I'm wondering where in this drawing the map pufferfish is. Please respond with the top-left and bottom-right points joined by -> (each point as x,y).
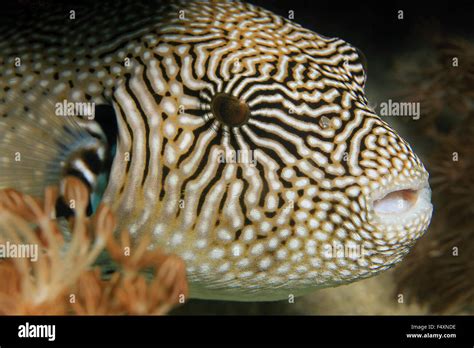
0,0 -> 433,301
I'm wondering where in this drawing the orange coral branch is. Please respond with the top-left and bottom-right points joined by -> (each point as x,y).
0,176 -> 189,315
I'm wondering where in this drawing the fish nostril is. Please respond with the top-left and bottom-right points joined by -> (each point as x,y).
373,189 -> 419,215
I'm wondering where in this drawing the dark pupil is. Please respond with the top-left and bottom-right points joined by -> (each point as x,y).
211,93 -> 250,127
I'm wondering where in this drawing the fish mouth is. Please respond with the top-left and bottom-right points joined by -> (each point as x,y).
370,178 -> 433,227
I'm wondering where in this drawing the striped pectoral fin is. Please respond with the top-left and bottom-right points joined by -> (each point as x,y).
0,96 -> 108,205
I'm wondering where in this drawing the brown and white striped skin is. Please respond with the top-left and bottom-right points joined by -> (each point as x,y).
0,0 -> 432,300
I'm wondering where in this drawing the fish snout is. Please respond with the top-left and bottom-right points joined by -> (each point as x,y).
367,173 -> 433,241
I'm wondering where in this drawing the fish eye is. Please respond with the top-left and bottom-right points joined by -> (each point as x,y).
211,93 -> 251,127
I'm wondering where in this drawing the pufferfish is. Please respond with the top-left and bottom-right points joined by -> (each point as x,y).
0,0 -> 433,301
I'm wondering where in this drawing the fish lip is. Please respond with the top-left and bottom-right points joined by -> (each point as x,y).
370,176 -> 429,203
368,175 -> 433,226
